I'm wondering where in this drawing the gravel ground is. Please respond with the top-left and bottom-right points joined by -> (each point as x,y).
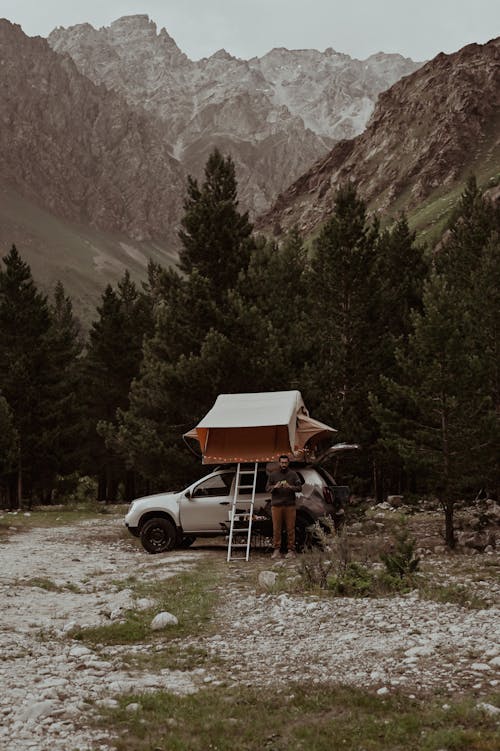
0,514 -> 499,750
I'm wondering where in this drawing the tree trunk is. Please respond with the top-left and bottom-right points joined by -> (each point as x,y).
97,473 -> 107,502
106,473 -> 119,503
124,471 -> 136,503
443,499 -> 456,549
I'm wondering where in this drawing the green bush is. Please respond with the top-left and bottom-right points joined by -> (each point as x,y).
380,525 -> 420,578
327,562 -> 375,596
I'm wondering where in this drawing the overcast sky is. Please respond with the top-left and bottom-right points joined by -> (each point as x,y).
2,0 -> 499,61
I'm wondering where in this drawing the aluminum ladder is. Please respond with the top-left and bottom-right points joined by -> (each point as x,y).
227,462 -> 258,562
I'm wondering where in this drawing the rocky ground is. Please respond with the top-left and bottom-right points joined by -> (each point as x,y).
0,512 -> 499,751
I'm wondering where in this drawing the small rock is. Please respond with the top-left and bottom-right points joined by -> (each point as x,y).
96,699 -> 119,709
69,645 -> 92,658
151,612 -> 178,630
387,495 -> 404,507
126,703 -> 141,713
476,702 -> 500,716
471,663 -> 492,672
17,701 -> 56,723
136,597 -> 155,611
377,687 -> 389,696
258,571 -> 277,589
405,645 -> 434,657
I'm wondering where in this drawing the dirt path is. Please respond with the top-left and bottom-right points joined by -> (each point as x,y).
0,517 -> 499,751
0,518 -> 209,751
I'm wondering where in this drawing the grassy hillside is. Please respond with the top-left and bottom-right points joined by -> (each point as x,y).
391,126 -> 500,245
0,186 -> 179,325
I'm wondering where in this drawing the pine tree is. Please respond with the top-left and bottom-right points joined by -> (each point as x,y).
372,272 -> 488,547
178,148 -> 254,301
301,185 -> 381,472
0,246 -> 51,504
38,281 -> 85,494
370,215 -> 427,497
112,151 -> 263,488
372,179 -> 500,544
0,394 -> 18,507
82,273 -> 153,500
239,227 -> 308,376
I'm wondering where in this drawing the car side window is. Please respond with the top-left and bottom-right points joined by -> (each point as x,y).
192,473 -> 234,498
238,470 -> 268,495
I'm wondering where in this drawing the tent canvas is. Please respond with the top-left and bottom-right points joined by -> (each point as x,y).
184,390 -> 337,463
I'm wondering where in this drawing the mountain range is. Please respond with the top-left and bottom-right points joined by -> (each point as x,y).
259,36 -> 500,242
48,14 -> 421,215
0,14 -> 497,319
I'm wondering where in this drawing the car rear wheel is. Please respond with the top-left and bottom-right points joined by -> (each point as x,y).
295,516 -> 316,552
140,518 -> 177,554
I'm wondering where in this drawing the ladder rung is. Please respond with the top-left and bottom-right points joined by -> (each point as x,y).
238,484 -> 255,489
239,469 -> 257,474
230,543 -> 250,548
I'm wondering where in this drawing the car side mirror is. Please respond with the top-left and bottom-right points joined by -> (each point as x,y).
185,489 -> 191,499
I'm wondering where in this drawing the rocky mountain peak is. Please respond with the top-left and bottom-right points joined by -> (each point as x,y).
47,16 -> 423,215
210,48 -> 236,61
49,14 -> 189,73
258,37 -> 500,237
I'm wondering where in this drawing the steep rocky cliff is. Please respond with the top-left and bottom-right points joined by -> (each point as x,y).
0,20 -> 184,244
258,38 -> 500,237
48,14 -> 421,214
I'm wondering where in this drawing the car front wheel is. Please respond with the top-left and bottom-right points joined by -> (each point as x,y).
140,517 -> 177,554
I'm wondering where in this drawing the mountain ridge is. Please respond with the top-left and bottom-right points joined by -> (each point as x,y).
48,14 -> 422,214
257,37 -> 500,239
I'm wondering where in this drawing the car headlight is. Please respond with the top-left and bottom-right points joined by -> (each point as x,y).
127,501 -> 136,515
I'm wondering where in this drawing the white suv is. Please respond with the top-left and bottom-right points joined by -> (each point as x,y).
125,462 -> 349,554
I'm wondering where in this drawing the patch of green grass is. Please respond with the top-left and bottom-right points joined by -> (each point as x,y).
0,503 -> 121,532
17,576 -> 63,592
416,582 -> 492,610
96,684 -> 500,751
71,560 -> 222,648
11,576 -> 83,593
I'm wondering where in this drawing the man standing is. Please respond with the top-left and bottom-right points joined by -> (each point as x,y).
266,455 -> 303,559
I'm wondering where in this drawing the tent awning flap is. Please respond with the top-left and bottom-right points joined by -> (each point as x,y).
184,391 -> 337,464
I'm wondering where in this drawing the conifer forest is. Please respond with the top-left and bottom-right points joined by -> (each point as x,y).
1,151 -> 499,546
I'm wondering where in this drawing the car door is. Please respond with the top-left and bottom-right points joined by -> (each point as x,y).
179,471 -> 235,533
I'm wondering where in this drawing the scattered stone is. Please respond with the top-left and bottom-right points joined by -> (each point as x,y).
377,687 -> 389,695
136,597 -> 155,610
470,663 -> 492,672
16,701 -> 57,723
151,611 -> 178,630
258,571 -> 278,589
476,702 -> 500,716
387,495 -> 404,507
69,645 -> 92,658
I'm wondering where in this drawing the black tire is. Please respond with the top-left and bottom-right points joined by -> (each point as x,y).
179,535 -> 196,548
140,517 -> 177,554
295,516 -> 315,553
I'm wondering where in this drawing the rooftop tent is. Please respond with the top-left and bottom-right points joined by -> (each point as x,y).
184,390 -> 337,464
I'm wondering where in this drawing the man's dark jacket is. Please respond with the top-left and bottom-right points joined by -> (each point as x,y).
266,467 -> 303,507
